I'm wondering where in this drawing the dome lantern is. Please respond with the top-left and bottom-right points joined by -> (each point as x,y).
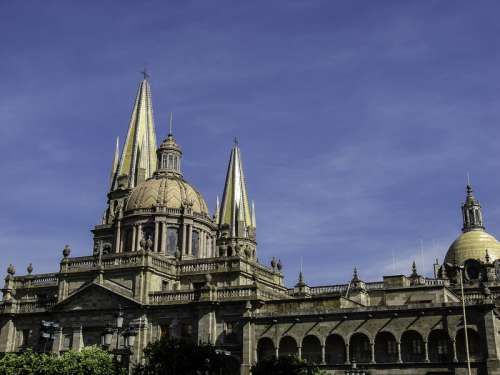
156,113 -> 182,177
461,183 -> 484,233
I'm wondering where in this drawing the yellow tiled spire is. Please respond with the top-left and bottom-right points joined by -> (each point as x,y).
219,139 -> 253,237
117,76 -> 157,188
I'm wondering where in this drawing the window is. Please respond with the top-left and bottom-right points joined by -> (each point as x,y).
167,227 -> 178,255
192,230 -> 200,257
168,154 -> 173,169
161,153 -> 168,169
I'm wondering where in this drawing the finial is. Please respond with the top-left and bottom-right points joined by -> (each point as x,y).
233,137 -> 239,146
7,264 -> 15,276
168,112 -> 173,136
62,244 -> 71,258
276,259 -> 282,271
271,257 -> 277,269
140,67 -> 150,80
467,172 -> 471,187
352,267 -> 359,281
485,249 -> 491,264
27,263 -> 33,275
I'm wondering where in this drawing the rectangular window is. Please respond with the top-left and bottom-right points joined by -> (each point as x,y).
167,227 -> 178,255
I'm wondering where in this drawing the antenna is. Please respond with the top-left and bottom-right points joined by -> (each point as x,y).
467,172 -> 471,186
169,112 -> 173,135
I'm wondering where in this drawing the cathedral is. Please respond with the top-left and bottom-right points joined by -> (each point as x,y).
2,76 -> 500,375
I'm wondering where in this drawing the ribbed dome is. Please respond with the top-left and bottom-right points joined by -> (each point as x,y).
125,175 -> 209,215
444,230 -> 500,265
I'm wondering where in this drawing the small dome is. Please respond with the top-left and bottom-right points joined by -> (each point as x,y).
125,174 -> 209,216
444,230 -> 500,265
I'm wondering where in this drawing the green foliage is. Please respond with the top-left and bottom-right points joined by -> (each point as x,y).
251,356 -> 327,375
133,337 -> 240,375
0,346 -> 124,375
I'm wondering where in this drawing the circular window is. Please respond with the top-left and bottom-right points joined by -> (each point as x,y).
464,259 -> 482,280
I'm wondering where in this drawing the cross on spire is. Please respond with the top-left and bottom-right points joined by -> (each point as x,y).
233,137 -> 239,146
140,67 -> 150,80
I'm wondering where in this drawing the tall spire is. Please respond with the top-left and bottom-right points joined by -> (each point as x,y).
110,136 -> 120,189
117,75 -> 157,189
219,140 -> 253,237
251,200 -> 256,228
461,181 -> 484,232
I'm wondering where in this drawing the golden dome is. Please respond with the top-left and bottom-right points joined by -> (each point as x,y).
444,230 -> 500,265
125,175 -> 209,216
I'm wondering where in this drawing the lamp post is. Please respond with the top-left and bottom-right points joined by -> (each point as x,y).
101,306 -> 138,371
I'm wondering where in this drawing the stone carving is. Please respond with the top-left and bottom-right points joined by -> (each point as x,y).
27,263 -> 33,275
7,264 -> 15,276
62,245 -> 71,258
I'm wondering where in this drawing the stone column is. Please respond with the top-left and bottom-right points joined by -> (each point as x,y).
345,343 -> 350,364
182,224 -> 187,254
298,345 -> 302,360
187,225 -> 193,256
275,346 -> 279,359
52,326 -> 63,354
131,226 -> 137,252
72,325 -> 83,352
154,221 -> 159,252
424,340 -> 430,363
452,339 -> 458,362
161,222 -> 167,254
371,342 -> 375,363
115,220 -> 121,253
321,344 -> 326,364
397,341 -> 402,363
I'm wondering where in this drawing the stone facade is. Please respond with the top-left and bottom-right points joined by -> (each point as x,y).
2,77 -> 500,375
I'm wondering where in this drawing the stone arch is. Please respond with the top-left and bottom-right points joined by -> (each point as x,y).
279,336 -> 298,358
349,332 -> 371,363
456,328 -> 483,361
325,334 -> 346,365
257,337 -> 275,361
374,331 -> 398,363
428,329 -> 453,362
302,335 -> 322,364
401,330 -> 425,362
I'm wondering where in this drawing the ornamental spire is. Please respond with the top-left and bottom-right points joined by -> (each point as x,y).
219,140 -> 253,237
110,136 -> 120,189
461,180 -> 484,232
117,75 -> 158,189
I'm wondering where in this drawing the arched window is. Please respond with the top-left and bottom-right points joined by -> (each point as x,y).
161,153 -> 168,169
428,330 -> 453,362
167,227 -> 178,255
456,328 -> 482,361
401,330 -> 424,362
192,230 -> 200,257
325,334 -> 346,364
257,338 -> 275,361
349,333 -> 371,363
375,331 -> 398,363
278,336 -> 298,358
124,229 -> 134,252
302,335 -> 322,364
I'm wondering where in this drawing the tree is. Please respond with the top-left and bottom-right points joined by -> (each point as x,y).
0,346 -> 124,375
132,337 -> 240,375
251,356 -> 326,375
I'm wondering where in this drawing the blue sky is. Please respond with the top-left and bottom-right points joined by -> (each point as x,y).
1,1 -> 500,287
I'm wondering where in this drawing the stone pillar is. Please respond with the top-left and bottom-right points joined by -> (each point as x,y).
298,345 -> 302,360
345,343 -> 350,364
161,222 -> 167,254
154,221 -> 159,252
0,318 -> 15,352
424,340 -> 430,363
115,220 -> 121,253
72,325 -> 83,352
187,225 -> 193,256
371,342 -> 375,363
397,341 -> 402,363
275,345 -> 279,359
182,224 -> 187,255
321,344 -> 326,364
131,226 -> 137,252
452,339 -> 458,362
52,326 -> 63,354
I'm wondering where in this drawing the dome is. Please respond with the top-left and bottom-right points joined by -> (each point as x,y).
444,230 -> 500,265
125,174 -> 209,216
